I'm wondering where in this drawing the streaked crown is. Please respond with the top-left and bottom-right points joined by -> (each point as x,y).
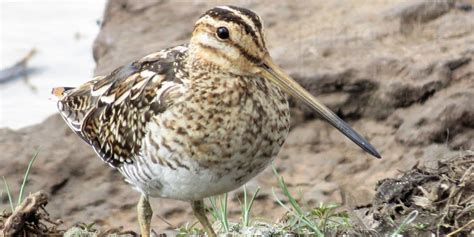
190,6 -> 267,75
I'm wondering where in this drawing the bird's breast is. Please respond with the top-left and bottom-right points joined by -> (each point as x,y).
151,75 -> 290,171
125,75 -> 291,199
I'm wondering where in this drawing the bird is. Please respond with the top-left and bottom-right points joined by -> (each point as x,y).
52,5 -> 381,237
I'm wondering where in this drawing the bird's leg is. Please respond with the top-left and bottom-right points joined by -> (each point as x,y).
137,194 -> 153,237
191,200 -> 216,237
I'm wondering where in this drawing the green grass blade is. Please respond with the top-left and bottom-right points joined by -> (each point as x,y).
239,186 -> 247,227
246,187 -> 260,214
391,210 -> 418,236
2,176 -> 14,212
221,193 -> 229,232
243,185 -> 248,227
272,165 -> 304,215
271,187 -> 324,236
271,164 -> 324,236
208,194 -> 229,233
17,150 -> 40,206
244,186 -> 260,228
208,196 -> 219,221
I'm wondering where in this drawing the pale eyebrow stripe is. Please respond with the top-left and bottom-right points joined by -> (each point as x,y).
212,6 -> 264,50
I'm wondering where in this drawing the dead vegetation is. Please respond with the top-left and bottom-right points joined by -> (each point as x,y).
358,151 -> 474,236
0,49 -> 39,91
0,191 -> 63,236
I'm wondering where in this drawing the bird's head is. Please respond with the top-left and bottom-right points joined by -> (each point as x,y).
190,5 -> 267,75
190,6 -> 381,159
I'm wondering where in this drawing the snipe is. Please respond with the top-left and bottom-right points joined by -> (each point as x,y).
53,6 -> 380,237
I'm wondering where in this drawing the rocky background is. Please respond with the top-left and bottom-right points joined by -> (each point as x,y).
1,0 -> 473,233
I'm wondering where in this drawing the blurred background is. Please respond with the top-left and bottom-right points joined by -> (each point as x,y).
1,0 -> 105,128
0,0 -> 473,235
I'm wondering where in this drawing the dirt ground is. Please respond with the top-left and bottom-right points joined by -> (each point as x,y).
1,0 -> 473,236
1,153 -> 472,236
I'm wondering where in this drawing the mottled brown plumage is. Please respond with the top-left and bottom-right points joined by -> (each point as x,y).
53,6 -> 380,237
57,46 -> 188,167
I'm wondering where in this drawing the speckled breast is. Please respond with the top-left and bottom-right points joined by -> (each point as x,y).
120,75 -> 290,200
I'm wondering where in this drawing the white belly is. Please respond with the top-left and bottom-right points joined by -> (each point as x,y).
118,153 -> 272,200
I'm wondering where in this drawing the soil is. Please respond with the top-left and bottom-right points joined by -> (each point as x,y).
1,0 -> 473,236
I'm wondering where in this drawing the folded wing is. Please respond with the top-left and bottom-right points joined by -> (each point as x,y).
53,45 -> 188,167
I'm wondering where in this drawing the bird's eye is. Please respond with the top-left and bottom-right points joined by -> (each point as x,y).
216,27 -> 230,40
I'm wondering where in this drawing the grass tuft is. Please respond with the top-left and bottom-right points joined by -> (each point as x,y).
272,165 -> 324,236
239,185 -> 260,229
192,167 -> 353,236
208,192 -> 230,233
271,164 -> 354,236
2,150 -> 40,212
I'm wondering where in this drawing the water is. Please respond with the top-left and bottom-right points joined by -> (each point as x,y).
0,0 -> 106,129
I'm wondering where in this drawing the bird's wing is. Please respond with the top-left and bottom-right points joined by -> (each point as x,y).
53,45 -> 189,167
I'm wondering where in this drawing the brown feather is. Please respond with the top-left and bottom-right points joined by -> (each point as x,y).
55,45 -> 188,167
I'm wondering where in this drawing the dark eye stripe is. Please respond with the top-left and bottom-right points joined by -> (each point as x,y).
227,6 -> 262,31
234,44 -> 261,64
204,7 -> 264,51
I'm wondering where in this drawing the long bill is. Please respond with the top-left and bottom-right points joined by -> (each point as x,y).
258,55 -> 381,159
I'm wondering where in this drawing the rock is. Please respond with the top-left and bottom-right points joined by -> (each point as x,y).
395,83 -> 474,148
455,1 -> 473,12
93,0 -> 205,75
293,56 -> 462,120
385,0 -> 455,33
303,181 -> 339,205
437,12 -> 474,39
